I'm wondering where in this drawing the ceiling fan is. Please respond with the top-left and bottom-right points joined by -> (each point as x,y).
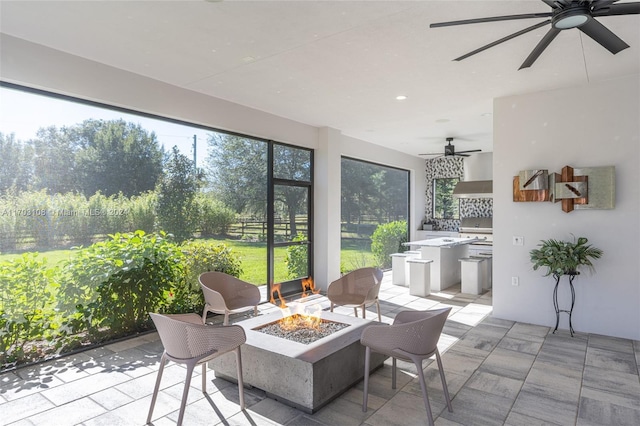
420,138 -> 481,158
430,0 -> 640,69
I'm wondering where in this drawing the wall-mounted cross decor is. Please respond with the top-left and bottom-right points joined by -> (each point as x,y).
513,166 -> 615,213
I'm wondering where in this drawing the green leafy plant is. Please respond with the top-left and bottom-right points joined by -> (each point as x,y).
529,236 -> 603,277
156,147 -> 198,243
175,240 -> 243,312
371,220 -> 408,269
195,194 -> 236,236
0,253 -> 60,366
285,233 -> 308,279
60,230 -> 184,339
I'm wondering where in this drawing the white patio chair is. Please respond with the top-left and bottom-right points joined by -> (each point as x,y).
199,271 -> 260,325
146,313 -> 246,426
360,307 -> 453,426
327,267 -> 384,321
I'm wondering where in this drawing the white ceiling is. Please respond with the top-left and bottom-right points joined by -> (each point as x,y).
1,0 -> 639,157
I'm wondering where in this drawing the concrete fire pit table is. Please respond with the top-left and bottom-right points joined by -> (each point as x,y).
209,309 -> 387,413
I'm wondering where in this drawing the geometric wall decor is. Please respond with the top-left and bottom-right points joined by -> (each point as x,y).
573,166 -> 615,210
519,169 -> 548,190
513,171 -> 549,202
551,165 -> 589,213
513,165 -> 615,213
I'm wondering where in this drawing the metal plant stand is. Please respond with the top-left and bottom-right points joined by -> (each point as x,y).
552,272 -> 578,337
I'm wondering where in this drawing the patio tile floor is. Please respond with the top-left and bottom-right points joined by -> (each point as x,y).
1,271 -> 639,425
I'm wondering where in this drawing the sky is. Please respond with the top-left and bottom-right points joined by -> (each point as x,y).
0,86 -> 211,168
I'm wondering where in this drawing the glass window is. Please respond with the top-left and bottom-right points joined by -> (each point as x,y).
340,157 -> 409,272
274,185 -> 309,242
273,144 -> 311,181
433,178 -> 460,219
0,83 -> 314,369
270,143 -> 313,296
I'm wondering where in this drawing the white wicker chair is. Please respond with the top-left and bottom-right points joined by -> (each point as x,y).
199,272 -> 260,325
360,307 -> 453,426
146,313 -> 246,426
327,267 -> 384,321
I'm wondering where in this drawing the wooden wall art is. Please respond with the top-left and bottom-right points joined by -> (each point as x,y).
513,166 -> 615,213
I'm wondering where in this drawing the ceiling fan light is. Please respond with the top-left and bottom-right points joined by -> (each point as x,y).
554,14 -> 588,29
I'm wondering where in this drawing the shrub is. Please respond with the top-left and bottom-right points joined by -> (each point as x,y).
0,192 -> 18,252
371,220 -> 408,269
174,240 -> 243,312
196,194 -> 236,236
58,191 -> 99,245
0,253 -> 59,366
285,233 -> 308,279
126,191 -> 157,233
59,230 -> 184,339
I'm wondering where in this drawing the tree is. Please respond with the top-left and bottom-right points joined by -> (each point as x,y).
0,132 -> 32,194
273,144 -> 310,236
433,177 -> 459,219
206,133 -> 268,216
156,146 -> 198,243
20,120 -> 164,197
206,134 -> 311,237
341,158 -> 377,225
371,168 -> 409,222
28,126 -> 77,194
73,119 -> 164,197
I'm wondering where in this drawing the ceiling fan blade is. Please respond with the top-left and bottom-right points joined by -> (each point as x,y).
593,2 -> 640,16
456,153 -> 471,157
592,0 -> 620,13
430,12 -> 552,28
541,0 -> 558,8
454,20 -> 551,61
579,18 -> 629,54
519,27 -> 561,69
456,149 -> 482,154
419,153 -> 442,156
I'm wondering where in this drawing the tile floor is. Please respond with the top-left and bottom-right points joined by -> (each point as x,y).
1,272 -> 639,426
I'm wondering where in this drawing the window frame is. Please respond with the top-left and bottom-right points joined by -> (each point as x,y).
1,81 -> 314,297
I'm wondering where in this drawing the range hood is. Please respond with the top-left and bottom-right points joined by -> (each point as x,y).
453,180 -> 493,198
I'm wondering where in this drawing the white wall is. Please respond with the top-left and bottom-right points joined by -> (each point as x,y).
0,35 -> 318,149
0,34 -> 426,290
493,75 -> 640,340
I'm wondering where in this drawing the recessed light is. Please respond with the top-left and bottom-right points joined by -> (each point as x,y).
435,118 -> 450,123
481,112 -> 492,117
395,95 -> 408,101
242,56 -> 255,63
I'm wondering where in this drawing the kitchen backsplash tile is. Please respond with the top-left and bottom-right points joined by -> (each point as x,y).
424,157 -> 492,232
460,198 -> 493,217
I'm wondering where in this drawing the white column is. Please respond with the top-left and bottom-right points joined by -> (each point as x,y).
314,127 -> 342,291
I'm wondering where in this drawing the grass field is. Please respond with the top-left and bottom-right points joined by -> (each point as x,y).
0,237 -> 375,285
340,238 -> 376,271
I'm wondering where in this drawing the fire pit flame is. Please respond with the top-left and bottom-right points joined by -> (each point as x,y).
301,277 -> 320,298
277,303 -> 322,330
255,304 -> 349,345
279,312 -> 321,331
268,278 -> 327,336
270,282 -> 287,308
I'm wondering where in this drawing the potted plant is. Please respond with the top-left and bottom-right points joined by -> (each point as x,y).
529,236 -> 603,277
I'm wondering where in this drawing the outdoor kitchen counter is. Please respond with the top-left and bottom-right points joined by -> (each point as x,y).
404,237 -> 480,248
403,237 -> 480,291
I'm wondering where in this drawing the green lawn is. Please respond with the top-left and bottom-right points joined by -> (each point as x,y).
0,237 -> 375,285
340,238 -> 376,272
